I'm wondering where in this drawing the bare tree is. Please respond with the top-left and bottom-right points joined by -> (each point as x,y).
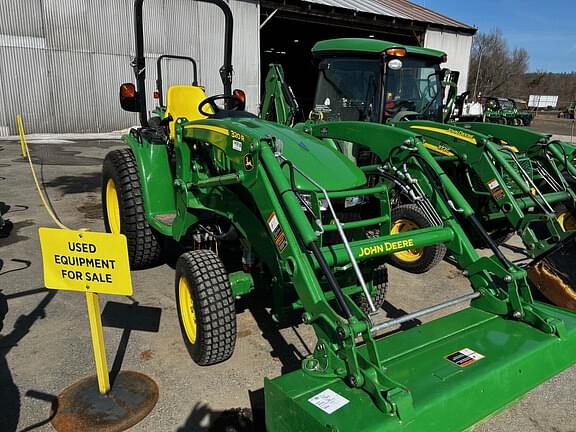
469,29 -> 529,98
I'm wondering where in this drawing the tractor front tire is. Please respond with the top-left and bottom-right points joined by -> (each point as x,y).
355,265 -> 388,314
102,148 -> 162,269
175,250 -> 236,366
388,204 -> 447,274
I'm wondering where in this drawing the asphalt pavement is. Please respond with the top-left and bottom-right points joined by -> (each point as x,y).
0,130 -> 575,431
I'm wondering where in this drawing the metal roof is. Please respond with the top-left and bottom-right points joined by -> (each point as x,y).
300,0 -> 476,31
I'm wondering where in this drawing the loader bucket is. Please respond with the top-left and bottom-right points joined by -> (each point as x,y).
528,235 -> 576,310
265,304 -> 576,432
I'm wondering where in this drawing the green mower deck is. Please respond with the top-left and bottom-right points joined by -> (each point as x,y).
266,302 -> 576,432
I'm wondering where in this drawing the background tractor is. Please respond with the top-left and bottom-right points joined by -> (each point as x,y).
262,38 -> 576,277
559,101 -> 576,119
482,96 -> 534,126
103,4 -> 576,431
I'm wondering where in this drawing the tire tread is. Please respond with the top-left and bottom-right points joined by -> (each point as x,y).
102,148 -> 162,269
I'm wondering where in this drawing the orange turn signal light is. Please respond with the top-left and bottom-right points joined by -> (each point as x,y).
385,48 -> 406,57
120,83 -> 136,98
233,88 -> 246,104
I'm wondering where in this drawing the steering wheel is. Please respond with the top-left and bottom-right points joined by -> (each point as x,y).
390,110 -> 420,123
385,99 -> 417,119
198,94 -> 243,116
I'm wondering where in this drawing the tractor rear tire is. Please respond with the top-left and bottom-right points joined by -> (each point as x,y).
388,204 -> 447,274
355,265 -> 388,314
102,148 -> 162,269
175,250 -> 236,366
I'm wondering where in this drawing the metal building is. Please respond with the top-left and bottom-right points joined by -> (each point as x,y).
0,0 -> 260,135
260,0 -> 476,112
0,0 -> 474,135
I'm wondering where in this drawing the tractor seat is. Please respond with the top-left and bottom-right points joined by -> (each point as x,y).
165,85 -> 209,139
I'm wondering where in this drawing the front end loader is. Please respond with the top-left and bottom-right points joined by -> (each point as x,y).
104,5 -> 576,431
310,39 -> 576,255
261,38 -> 576,306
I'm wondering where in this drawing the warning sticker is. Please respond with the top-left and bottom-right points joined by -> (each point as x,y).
487,178 -> 505,201
446,348 -> 485,368
267,212 -> 287,253
308,389 -> 349,414
275,231 -> 288,252
232,139 -> 243,152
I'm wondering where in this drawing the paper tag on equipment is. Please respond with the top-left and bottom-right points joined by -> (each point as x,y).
446,348 -> 485,368
38,228 -> 132,295
308,389 -> 349,414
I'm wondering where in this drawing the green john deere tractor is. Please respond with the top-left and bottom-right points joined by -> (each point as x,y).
482,97 -> 534,126
262,39 -> 576,282
103,4 -> 576,431
559,101 -> 576,119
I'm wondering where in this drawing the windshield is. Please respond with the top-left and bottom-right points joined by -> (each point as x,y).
313,57 -> 382,122
500,99 -> 515,110
383,56 -> 443,122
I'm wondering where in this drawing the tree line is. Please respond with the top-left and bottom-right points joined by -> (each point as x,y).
468,29 -> 575,107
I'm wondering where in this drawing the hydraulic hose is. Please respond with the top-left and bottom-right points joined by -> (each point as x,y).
468,214 -> 513,270
308,241 -> 353,319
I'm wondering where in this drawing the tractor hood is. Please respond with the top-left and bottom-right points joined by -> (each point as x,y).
234,119 -> 367,192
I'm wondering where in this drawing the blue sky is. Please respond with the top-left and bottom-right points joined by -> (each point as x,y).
411,0 -> 576,73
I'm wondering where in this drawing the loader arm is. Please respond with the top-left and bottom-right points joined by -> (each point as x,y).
394,121 -> 576,256
260,64 -> 300,126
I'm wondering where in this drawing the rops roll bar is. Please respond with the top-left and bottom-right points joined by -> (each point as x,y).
132,0 -> 234,126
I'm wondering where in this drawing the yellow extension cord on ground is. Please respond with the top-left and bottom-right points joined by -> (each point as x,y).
16,114 -> 72,231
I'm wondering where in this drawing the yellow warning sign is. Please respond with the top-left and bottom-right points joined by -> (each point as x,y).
39,228 -> 132,296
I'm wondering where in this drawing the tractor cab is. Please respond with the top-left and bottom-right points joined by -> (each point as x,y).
311,39 -> 448,124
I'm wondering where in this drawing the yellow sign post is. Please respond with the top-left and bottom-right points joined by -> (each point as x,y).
39,227 -> 133,394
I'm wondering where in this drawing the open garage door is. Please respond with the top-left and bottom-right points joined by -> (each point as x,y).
260,2 -> 423,117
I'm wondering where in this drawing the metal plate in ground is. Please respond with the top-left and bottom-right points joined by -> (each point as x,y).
51,371 -> 158,432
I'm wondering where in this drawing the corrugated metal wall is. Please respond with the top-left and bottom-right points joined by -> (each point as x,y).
0,0 -> 260,134
424,28 -> 473,95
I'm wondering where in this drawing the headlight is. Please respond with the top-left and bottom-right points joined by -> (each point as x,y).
299,194 -> 366,212
345,196 -> 366,208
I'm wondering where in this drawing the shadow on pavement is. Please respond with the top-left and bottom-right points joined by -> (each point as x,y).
242,295 -> 307,375
19,390 -> 58,432
0,289 -> 57,432
12,143 -> 103,166
101,300 -> 162,385
0,259 -> 32,277
0,220 -> 34,246
380,300 -> 421,332
177,400 -> 264,432
44,172 -> 102,195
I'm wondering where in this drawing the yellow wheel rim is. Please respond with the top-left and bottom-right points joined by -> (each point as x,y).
390,218 -> 423,262
105,178 -> 121,234
178,276 -> 197,344
558,211 -> 576,232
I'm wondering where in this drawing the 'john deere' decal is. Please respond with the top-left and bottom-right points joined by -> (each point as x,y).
358,239 -> 415,257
